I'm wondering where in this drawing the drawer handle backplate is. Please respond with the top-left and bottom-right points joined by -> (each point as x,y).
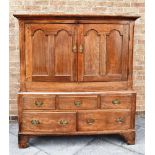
86,119 -> 95,125
72,45 -> 77,52
112,99 -> 121,105
74,101 -> 81,107
31,120 -> 40,125
115,117 -> 124,123
58,120 -> 69,126
79,45 -> 84,53
35,101 -> 44,107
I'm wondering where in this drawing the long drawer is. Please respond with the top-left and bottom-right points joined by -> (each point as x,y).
77,110 -> 131,131
21,110 -> 131,133
21,112 -> 76,132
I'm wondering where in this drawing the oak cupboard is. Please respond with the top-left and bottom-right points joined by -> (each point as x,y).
14,14 -> 139,148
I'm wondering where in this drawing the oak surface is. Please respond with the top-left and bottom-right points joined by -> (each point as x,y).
14,14 -> 139,148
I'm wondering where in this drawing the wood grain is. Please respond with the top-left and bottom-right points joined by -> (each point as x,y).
23,95 -> 55,110
78,24 -> 129,82
101,94 -> 132,109
22,112 -> 76,132
25,24 -> 77,82
57,95 -> 99,110
15,14 -> 139,147
78,110 -> 131,131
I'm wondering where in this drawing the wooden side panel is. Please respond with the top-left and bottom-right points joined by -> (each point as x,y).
19,20 -> 26,91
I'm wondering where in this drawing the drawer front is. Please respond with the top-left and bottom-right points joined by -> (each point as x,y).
101,95 -> 132,109
78,110 -> 131,131
22,112 -> 76,132
23,96 -> 55,110
57,95 -> 99,110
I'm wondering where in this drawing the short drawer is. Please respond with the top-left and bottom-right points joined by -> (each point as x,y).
57,95 -> 99,110
101,95 -> 132,109
21,112 -> 76,132
78,110 -> 131,131
22,95 -> 55,110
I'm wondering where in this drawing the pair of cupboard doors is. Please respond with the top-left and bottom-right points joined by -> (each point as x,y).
25,23 -> 129,82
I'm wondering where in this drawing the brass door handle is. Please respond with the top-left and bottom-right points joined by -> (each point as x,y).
115,117 -> 124,123
74,101 -> 81,107
112,99 -> 121,105
86,119 -> 95,125
58,120 -> 68,126
35,101 -> 44,107
72,45 -> 77,52
31,120 -> 40,125
79,45 -> 83,53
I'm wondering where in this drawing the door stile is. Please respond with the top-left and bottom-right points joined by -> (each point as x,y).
25,24 -> 32,82
77,24 -> 84,81
121,25 -> 129,81
72,25 -> 78,81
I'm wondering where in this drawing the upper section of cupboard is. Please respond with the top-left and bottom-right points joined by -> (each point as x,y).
14,14 -> 139,84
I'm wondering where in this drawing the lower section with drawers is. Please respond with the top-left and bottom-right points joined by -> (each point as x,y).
22,110 -> 131,132
18,91 -> 136,148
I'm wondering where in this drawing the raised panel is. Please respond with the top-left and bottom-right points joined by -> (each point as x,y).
55,30 -> 72,76
32,30 -> 49,76
106,30 -> 123,74
84,30 -> 100,76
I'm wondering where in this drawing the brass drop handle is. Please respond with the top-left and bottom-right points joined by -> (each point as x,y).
74,101 -> 81,107
31,120 -> 40,125
35,101 -> 44,107
72,45 -> 77,52
79,45 -> 83,53
58,120 -> 68,126
86,119 -> 95,125
116,117 -> 124,123
112,99 -> 121,105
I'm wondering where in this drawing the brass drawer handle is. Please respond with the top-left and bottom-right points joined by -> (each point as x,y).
79,45 -> 83,53
112,99 -> 121,105
72,45 -> 77,52
116,117 -> 124,123
58,120 -> 68,126
86,119 -> 95,125
35,101 -> 44,107
74,101 -> 81,107
31,120 -> 40,125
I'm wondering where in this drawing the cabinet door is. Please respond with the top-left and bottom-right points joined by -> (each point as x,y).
25,24 -> 77,82
78,24 -> 129,82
